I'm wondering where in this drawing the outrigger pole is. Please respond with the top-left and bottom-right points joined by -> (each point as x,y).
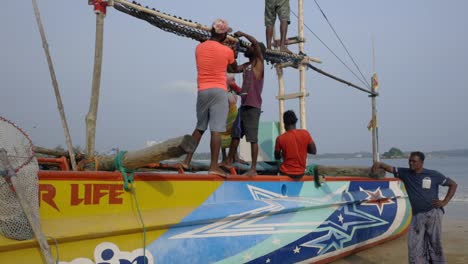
32,0 -> 77,171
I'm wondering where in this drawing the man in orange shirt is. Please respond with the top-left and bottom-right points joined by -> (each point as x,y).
274,110 -> 317,178
180,19 -> 247,177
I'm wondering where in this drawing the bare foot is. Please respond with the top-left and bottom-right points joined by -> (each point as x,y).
280,46 -> 293,54
208,167 -> 227,178
273,39 -> 280,48
242,169 -> 257,177
235,158 -> 249,165
176,162 -> 189,170
219,161 -> 233,170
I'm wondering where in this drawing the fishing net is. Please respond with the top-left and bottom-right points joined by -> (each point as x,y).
113,0 -> 308,65
0,116 -> 37,240
0,116 -> 54,263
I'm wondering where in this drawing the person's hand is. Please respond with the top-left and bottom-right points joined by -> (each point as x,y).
432,199 -> 447,208
371,162 -> 381,174
234,31 -> 244,38
227,43 -> 238,59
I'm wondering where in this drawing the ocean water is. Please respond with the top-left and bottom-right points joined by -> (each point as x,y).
309,156 -> 468,220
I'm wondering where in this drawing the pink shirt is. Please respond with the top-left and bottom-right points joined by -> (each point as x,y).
196,40 -> 235,91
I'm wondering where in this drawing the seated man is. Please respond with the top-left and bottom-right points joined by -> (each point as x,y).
274,110 -> 317,178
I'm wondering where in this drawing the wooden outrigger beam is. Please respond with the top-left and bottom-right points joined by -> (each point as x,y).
81,135 -> 196,171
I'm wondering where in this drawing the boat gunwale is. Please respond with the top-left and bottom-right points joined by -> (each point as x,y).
38,170 -> 401,182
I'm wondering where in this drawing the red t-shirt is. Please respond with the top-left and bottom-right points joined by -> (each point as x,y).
275,129 -> 314,175
196,40 -> 235,91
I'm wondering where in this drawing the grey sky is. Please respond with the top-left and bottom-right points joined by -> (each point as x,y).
1,0 -> 467,154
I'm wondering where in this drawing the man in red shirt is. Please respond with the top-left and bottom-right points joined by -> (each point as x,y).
274,110 -> 317,178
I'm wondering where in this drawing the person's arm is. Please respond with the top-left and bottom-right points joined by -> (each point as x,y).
228,79 -> 242,94
274,150 -> 282,160
227,61 -> 250,73
234,31 -> 259,47
307,141 -> 317,155
433,178 -> 458,208
234,31 -> 264,78
372,161 -> 394,174
274,137 -> 282,160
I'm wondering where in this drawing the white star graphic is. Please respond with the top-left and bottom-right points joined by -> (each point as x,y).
170,185 -> 347,240
272,238 -> 281,245
266,258 -> 271,263
338,213 -> 344,224
293,246 -> 301,254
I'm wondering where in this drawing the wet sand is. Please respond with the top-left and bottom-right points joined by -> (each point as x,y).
332,219 -> 468,264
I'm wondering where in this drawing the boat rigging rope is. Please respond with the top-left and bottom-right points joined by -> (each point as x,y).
312,0 -> 371,89
291,10 -> 370,90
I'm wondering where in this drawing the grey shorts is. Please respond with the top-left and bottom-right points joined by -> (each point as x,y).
231,106 -> 261,143
265,0 -> 290,27
196,88 -> 228,132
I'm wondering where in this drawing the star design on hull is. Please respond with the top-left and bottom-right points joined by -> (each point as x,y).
170,184 -> 347,239
300,201 -> 389,256
359,186 -> 394,215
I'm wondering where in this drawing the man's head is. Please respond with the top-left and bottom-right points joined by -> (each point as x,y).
283,110 -> 298,129
211,19 -> 232,42
245,42 -> 266,61
408,151 -> 425,172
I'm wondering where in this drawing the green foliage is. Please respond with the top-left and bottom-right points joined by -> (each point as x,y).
54,145 -> 65,151
382,147 -> 405,158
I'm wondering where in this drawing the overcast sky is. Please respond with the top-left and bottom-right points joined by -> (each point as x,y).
1,0 -> 467,154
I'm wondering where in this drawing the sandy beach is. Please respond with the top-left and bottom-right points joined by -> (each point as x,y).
332,219 -> 468,264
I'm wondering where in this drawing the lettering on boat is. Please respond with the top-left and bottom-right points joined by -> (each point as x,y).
70,184 -> 125,205
39,183 -> 125,211
39,183 -> 60,211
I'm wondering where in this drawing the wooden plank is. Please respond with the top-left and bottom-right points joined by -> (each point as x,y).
276,92 -> 309,100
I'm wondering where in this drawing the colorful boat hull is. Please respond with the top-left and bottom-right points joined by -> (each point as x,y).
0,171 -> 411,263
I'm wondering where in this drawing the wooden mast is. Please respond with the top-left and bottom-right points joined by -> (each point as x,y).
275,0 -> 309,132
371,38 -> 380,162
276,65 -> 286,133
297,0 -> 307,129
86,1 -> 107,158
32,0 -> 77,171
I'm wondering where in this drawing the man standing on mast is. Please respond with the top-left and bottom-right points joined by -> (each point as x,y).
265,0 -> 292,53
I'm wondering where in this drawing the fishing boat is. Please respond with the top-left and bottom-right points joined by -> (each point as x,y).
0,1 -> 411,263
